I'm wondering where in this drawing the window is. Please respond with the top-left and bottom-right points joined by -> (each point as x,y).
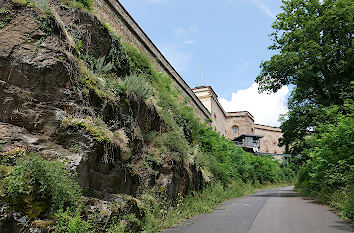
232,126 -> 238,134
253,138 -> 258,144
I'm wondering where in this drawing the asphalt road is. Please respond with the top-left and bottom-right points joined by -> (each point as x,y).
163,186 -> 353,233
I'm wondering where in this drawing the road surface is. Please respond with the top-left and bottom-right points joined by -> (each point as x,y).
163,186 -> 353,233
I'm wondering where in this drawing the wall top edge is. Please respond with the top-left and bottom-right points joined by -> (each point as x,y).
104,0 -> 211,118
255,124 -> 282,132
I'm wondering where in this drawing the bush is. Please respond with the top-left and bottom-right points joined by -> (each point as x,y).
124,74 -> 152,101
55,209 -> 90,233
194,124 -> 286,186
123,43 -> 155,76
2,153 -> 82,217
296,101 -> 354,222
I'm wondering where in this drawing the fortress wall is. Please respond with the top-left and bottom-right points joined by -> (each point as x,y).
93,0 -> 211,120
225,112 -> 255,139
210,96 -> 227,136
254,124 -> 285,154
193,86 -> 227,136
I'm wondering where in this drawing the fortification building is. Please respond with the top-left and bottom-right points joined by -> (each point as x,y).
192,86 -> 286,156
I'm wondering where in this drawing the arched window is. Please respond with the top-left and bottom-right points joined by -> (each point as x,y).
232,126 -> 238,134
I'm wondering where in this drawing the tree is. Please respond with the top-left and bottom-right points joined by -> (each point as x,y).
256,0 -> 354,154
296,100 -> 354,221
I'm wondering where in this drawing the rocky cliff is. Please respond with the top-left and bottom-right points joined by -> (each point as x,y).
0,0 -> 205,231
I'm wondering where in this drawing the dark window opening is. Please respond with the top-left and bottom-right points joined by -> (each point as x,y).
232,126 -> 238,134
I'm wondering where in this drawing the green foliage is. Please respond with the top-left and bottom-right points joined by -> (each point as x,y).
123,74 -> 152,101
255,2 -> 353,222
68,144 -> 80,153
32,0 -> 50,12
11,0 -> 28,5
13,0 -> 51,13
141,183 -> 245,232
141,181 -> 287,232
37,14 -> 57,34
123,43 -> 155,76
195,125 -> 287,185
256,0 -> 354,153
296,101 -> 354,222
2,153 -> 82,217
55,209 -> 91,233
62,117 -> 113,143
60,0 -> 95,11
106,37 -> 131,76
0,8 -> 11,14
0,8 -> 12,29
94,56 -> 114,73
147,130 -> 190,161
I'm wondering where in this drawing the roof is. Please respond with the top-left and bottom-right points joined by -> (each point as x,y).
192,86 -> 218,98
226,111 -> 254,118
192,86 -> 228,118
232,134 -> 264,141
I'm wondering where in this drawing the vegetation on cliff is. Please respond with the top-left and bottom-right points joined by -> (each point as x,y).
0,0 -> 295,232
256,0 -> 353,223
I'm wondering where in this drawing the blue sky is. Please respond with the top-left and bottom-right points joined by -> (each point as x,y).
119,0 -> 289,126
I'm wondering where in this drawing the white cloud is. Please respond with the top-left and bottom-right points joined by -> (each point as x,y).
219,82 -> 289,127
250,0 -> 276,18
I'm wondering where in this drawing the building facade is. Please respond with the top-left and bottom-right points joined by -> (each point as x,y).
192,86 -> 286,155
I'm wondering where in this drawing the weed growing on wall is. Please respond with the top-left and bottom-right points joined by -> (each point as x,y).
1,153 -> 82,217
59,0 -> 95,11
0,8 -> 12,28
55,209 -> 91,233
124,74 -> 152,101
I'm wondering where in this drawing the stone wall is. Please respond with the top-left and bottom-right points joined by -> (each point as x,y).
93,0 -> 211,120
193,86 -> 227,136
225,112 -> 255,139
254,124 -> 285,154
210,96 -> 227,136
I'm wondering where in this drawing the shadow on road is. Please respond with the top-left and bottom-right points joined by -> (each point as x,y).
252,191 -> 305,198
330,221 -> 354,232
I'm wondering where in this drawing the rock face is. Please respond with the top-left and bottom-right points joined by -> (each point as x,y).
0,2 -> 202,230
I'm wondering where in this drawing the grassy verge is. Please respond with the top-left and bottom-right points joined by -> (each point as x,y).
143,181 -> 292,232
